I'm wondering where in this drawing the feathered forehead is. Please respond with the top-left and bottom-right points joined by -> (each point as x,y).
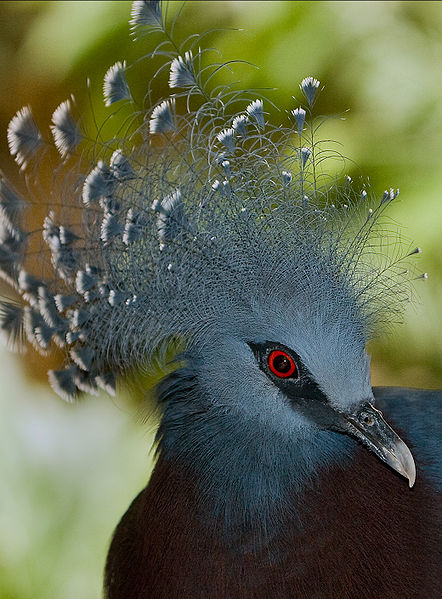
0,1 -> 421,402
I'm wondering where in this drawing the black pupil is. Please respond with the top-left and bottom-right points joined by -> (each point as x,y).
273,354 -> 291,373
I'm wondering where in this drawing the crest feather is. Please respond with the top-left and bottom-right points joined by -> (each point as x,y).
0,1 -> 420,401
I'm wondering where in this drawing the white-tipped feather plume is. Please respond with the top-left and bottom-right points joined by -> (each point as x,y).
50,99 -> 83,156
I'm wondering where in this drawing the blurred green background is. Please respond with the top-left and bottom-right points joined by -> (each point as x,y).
0,1 -> 441,597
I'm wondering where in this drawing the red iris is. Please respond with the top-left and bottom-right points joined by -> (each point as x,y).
268,350 -> 297,378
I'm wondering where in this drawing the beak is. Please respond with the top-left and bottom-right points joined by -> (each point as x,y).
343,402 -> 416,488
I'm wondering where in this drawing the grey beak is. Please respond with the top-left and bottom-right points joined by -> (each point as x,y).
344,402 -> 416,488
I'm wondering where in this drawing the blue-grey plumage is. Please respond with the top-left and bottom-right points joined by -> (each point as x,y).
0,1 -> 440,598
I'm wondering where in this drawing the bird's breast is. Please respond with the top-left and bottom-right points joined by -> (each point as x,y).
105,449 -> 440,599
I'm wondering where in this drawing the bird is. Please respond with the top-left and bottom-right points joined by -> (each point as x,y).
0,1 -> 441,598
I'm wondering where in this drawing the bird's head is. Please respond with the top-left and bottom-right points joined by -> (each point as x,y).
179,280 -> 415,493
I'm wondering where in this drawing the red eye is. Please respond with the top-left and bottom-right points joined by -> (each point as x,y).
268,350 -> 297,378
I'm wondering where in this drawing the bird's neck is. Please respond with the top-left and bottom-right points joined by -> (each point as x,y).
155,367 -> 353,546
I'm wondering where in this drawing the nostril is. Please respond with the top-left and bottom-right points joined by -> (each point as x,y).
360,413 -> 375,426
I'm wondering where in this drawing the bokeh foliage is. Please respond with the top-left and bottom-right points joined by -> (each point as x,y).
0,2 -> 441,597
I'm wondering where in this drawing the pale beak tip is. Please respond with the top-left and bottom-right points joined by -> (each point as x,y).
407,461 -> 416,489
383,436 -> 416,489
396,440 -> 416,489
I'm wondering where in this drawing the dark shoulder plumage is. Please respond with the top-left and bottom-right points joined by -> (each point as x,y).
374,386 -> 442,490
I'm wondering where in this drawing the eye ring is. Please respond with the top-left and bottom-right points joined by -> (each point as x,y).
268,350 -> 297,378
